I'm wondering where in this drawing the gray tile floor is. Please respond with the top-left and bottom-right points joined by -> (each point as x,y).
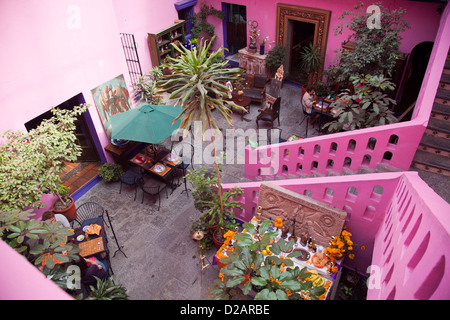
75,82 -> 448,300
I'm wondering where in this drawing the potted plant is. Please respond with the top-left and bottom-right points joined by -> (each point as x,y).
265,44 -> 286,78
158,37 -> 245,249
325,2 -> 410,84
86,276 -> 129,300
51,185 -> 77,221
300,42 -> 321,87
190,218 -> 213,250
97,163 -> 125,182
323,74 -> 398,133
0,104 -> 88,214
133,67 -> 164,105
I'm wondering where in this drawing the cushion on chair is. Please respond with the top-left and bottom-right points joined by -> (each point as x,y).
244,88 -> 264,100
81,217 -> 104,228
253,74 -> 267,88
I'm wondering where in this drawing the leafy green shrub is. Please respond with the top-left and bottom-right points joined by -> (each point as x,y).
97,163 -> 124,182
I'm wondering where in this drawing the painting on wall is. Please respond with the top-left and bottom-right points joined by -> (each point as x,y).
91,74 -> 132,139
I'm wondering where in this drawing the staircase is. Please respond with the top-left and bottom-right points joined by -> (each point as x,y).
411,52 -> 450,177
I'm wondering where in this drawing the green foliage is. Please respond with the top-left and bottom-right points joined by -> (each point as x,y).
210,221 -> 325,300
198,185 -> 243,229
185,165 -> 217,213
190,218 -> 213,250
300,43 -> 321,74
0,104 -> 88,212
190,3 -> 224,42
86,276 -> 129,300
323,74 -> 398,132
326,1 -> 410,83
0,209 -> 80,271
133,67 -> 165,105
97,163 -> 124,182
265,44 -> 286,75
158,37 -> 244,220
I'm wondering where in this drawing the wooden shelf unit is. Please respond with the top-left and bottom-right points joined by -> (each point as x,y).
147,20 -> 186,66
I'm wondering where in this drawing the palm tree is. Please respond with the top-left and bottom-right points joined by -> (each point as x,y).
158,37 -> 245,218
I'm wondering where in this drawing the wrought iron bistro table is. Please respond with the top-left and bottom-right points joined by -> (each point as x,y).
128,145 -> 182,189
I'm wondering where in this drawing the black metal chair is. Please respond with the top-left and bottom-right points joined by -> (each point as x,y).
73,201 -> 106,229
139,177 -> 168,211
256,96 -> 281,129
119,169 -> 143,200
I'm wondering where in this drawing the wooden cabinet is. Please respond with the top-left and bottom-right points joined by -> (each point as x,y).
238,48 -> 267,75
147,20 -> 186,66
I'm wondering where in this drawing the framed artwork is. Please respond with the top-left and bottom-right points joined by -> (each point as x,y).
91,74 -> 132,138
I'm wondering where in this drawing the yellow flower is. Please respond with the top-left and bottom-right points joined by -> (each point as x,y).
223,230 -> 235,239
361,245 -> 366,251
348,253 -> 355,260
219,273 -> 225,282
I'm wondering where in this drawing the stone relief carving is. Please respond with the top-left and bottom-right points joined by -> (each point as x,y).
256,182 -> 347,247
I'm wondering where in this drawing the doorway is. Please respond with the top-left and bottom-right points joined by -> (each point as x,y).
286,20 -> 316,85
25,93 -> 104,195
222,3 -> 247,62
276,4 -> 331,86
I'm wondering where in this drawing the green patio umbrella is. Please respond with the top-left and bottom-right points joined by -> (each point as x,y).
110,104 -> 183,144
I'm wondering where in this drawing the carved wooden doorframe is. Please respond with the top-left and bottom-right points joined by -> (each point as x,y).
276,4 -> 331,85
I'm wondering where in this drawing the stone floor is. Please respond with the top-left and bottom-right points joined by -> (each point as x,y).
75,82 -> 449,300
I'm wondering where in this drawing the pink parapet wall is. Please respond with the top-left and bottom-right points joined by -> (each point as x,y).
222,171 -> 450,300
0,240 -> 73,300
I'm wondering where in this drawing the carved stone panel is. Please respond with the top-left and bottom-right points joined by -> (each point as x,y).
257,182 -> 347,247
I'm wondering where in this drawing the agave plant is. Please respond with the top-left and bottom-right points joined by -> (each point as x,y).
86,276 -> 129,300
158,37 -> 245,218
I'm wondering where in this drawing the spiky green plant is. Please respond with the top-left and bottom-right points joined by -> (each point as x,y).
86,276 -> 129,300
158,37 -> 245,223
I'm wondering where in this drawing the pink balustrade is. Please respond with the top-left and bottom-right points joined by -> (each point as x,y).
222,171 -> 450,300
245,122 -> 424,181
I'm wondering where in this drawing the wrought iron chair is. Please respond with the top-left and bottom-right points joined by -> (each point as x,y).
139,177 -> 168,211
119,169 -> 143,200
73,201 -> 106,229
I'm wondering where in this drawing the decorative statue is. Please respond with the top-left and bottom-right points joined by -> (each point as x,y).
225,81 -> 233,99
248,20 -> 258,53
256,205 -> 263,223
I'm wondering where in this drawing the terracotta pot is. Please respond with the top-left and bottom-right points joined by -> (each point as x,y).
52,196 -> 77,222
213,229 -> 225,249
215,254 -> 227,269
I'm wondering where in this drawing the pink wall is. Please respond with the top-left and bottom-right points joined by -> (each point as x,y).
0,240 -> 72,299
204,0 -> 441,70
112,0 -> 181,73
222,171 -> 450,299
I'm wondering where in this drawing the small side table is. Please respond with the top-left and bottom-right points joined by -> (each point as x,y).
231,95 -> 252,121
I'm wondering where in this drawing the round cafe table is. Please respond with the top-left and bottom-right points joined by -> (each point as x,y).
231,94 -> 251,121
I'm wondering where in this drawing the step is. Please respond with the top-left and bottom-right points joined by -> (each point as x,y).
432,102 -> 450,117
412,149 -> 450,173
436,87 -> 450,100
419,134 -> 450,157
441,73 -> 450,85
427,118 -> 450,135
420,134 -> 450,151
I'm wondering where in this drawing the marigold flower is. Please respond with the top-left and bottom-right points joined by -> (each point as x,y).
331,266 -> 338,273
348,253 -> 355,260
361,245 -> 366,251
219,273 -> 225,282
274,218 -> 283,228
